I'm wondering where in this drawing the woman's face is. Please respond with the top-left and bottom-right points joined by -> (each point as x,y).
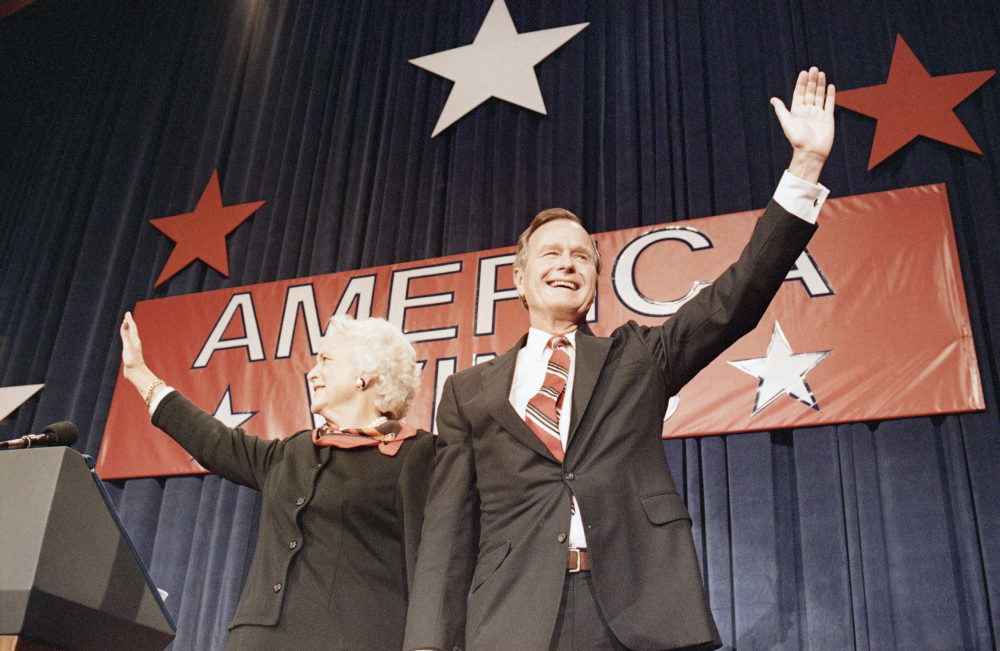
306,333 -> 362,427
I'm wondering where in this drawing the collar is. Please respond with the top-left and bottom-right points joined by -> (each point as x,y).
311,419 -> 418,456
525,327 -> 577,359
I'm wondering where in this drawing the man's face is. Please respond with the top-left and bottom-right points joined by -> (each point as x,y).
513,218 -> 599,331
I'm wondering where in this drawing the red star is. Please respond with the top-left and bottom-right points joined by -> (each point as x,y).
837,35 -> 994,169
150,170 -> 265,286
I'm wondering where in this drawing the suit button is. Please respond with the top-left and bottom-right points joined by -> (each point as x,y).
557,533 -> 567,543
288,541 -> 298,550
295,496 -> 305,506
273,583 -> 282,593
564,472 -> 575,480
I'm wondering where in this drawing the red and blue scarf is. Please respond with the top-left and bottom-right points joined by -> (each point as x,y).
311,419 -> 418,456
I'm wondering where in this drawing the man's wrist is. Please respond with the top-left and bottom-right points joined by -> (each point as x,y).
786,150 -> 826,184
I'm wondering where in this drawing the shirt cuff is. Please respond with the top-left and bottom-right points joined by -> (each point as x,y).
148,386 -> 175,417
773,170 -> 829,224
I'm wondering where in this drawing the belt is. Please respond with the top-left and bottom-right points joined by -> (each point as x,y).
567,548 -> 591,573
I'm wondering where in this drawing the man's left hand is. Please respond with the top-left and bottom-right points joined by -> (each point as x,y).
771,67 -> 835,183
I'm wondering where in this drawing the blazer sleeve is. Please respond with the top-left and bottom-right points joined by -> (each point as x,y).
397,431 -> 436,593
639,200 -> 818,395
404,376 -> 480,651
151,390 -> 287,489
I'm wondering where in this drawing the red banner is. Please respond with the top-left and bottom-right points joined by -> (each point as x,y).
98,184 -> 983,479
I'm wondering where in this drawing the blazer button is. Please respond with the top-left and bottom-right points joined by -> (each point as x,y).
273,583 -> 282,593
295,496 -> 306,506
288,540 -> 298,550
564,472 -> 575,480
557,533 -> 567,543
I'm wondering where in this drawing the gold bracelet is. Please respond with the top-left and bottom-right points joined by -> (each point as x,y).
144,379 -> 165,407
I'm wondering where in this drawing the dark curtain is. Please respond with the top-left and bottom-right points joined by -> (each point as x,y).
2,0 -> 998,648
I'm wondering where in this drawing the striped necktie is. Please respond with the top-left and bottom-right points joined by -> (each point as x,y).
524,336 -> 570,461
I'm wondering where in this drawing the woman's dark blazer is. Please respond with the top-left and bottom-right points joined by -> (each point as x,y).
153,391 -> 434,650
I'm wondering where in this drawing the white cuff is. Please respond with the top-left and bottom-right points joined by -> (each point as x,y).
773,170 -> 829,224
148,386 -> 175,417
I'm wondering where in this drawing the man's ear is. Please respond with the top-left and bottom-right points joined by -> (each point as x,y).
512,267 -> 529,310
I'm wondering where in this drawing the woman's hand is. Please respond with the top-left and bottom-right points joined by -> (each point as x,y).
120,311 -> 161,399
120,311 -> 145,373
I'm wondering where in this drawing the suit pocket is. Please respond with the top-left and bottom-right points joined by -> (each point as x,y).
470,540 -> 510,593
640,491 -> 691,525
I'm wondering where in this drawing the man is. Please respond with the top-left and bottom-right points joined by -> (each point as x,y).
405,68 -> 835,650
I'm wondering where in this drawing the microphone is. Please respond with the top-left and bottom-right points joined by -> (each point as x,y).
0,421 -> 79,450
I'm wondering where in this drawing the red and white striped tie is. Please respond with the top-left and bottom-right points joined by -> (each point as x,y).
524,336 -> 570,461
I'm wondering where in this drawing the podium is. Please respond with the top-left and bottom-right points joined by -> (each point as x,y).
0,447 -> 175,650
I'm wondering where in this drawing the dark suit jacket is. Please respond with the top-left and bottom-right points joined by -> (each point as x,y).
403,201 -> 816,651
153,391 -> 434,650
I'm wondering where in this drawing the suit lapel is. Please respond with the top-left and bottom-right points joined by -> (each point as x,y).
482,335 -> 561,462
568,324 -> 612,447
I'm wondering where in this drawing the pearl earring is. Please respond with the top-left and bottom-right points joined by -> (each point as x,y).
356,377 -> 366,390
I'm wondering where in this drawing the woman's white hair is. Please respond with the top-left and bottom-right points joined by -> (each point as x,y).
324,315 -> 421,419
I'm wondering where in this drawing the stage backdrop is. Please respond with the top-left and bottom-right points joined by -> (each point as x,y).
98,183 -> 983,479
3,1 -> 1000,649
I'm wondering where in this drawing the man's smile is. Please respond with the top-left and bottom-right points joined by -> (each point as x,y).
548,279 -> 579,290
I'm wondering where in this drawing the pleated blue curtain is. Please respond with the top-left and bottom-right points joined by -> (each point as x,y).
2,0 -> 998,648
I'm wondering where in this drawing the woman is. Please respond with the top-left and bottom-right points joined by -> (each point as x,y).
120,311 -> 434,650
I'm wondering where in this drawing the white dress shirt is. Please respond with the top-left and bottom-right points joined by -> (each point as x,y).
510,328 -> 589,546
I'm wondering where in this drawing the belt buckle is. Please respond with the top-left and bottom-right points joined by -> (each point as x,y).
568,548 -> 582,573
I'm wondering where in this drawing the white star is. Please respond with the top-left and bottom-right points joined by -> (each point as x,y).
212,386 -> 256,429
410,0 -> 587,136
0,384 -> 44,421
729,322 -> 831,416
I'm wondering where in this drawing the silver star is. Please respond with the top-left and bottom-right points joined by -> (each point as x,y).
212,386 -> 257,428
0,384 -> 44,421
729,322 -> 831,416
410,0 -> 587,136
